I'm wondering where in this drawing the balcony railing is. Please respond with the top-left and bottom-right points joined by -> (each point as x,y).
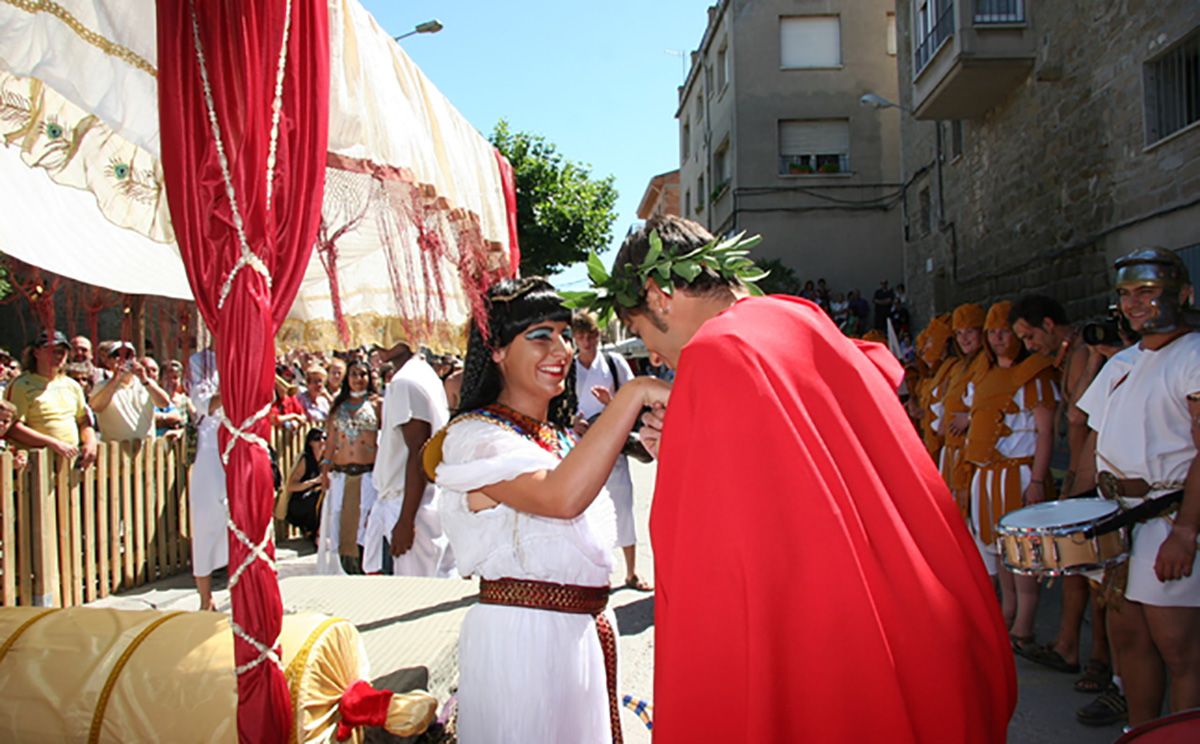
974,0 -> 1025,24
779,153 -> 851,176
915,1 -> 956,74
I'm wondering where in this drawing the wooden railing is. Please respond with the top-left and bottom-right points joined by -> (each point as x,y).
0,424 -> 315,608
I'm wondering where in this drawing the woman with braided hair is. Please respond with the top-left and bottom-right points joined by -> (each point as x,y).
430,277 -> 669,744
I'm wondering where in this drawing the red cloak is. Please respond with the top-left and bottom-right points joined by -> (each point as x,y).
651,296 -> 1015,743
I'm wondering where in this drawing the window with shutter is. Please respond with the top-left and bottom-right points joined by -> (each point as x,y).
778,120 -> 850,175
780,16 -> 841,69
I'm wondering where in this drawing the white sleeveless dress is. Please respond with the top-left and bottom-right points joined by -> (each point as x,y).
437,418 -> 617,744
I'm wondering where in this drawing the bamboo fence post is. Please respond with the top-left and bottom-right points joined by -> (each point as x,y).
17,456 -> 33,605
1,452 -> 14,605
29,450 -> 59,607
154,439 -> 167,580
142,440 -> 156,581
82,462 -> 96,603
96,444 -> 111,599
165,437 -> 180,573
120,441 -> 134,588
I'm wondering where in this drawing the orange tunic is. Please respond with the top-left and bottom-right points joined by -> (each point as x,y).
939,352 -> 992,512
963,355 -> 1058,545
920,357 -> 956,459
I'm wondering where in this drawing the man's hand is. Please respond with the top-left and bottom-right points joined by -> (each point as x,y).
390,518 -> 416,557
572,414 -> 590,437
13,450 -> 27,472
591,386 -> 614,407
79,438 -> 98,468
49,439 -> 80,461
1155,525 -> 1197,582
638,405 -> 666,460
1022,481 -> 1046,506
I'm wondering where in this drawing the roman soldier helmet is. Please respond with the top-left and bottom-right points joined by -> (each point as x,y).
1113,247 -> 1192,333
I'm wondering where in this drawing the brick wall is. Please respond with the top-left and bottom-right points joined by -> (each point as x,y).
896,0 -> 1200,327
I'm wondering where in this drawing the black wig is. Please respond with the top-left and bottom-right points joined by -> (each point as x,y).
457,277 -> 577,427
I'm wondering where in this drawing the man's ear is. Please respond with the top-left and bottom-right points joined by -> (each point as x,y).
644,277 -> 672,314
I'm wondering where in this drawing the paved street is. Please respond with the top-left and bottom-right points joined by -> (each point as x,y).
93,458 -> 1127,743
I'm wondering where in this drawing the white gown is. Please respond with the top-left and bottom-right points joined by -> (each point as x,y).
188,350 -> 228,578
436,418 -> 617,744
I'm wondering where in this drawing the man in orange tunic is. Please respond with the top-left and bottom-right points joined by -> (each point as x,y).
594,216 -> 1016,743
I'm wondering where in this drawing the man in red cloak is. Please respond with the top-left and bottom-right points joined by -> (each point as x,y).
607,216 -> 1015,742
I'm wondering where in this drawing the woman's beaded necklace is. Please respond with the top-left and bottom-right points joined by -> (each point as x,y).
473,403 -> 574,459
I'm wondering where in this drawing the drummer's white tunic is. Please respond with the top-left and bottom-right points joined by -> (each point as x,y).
437,419 -> 617,744
1078,334 -> 1200,606
188,350 -> 228,578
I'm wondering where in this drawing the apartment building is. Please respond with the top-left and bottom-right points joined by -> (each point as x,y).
896,0 -> 1200,322
677,0 -> 903,295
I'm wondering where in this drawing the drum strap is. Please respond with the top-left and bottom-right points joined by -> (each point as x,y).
1084,490 -> 1185,538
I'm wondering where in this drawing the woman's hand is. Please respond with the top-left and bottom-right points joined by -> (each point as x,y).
631,376 -> 671,409
949,412 -> 970,437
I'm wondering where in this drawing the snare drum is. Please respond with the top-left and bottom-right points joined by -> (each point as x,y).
996,498 -> 1129,576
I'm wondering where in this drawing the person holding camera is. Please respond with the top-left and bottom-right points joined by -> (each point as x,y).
571,311 -> 651,592
89,342 -> 171,441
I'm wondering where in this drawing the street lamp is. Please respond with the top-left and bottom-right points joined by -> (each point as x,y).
394,19 -> 443,41
859,92 -> 909,112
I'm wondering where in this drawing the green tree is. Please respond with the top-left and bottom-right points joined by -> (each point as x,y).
754,257 -> 802,296
490,120 -> 619,277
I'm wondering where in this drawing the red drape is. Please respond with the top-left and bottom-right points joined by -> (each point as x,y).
651,296 -> 1015,743
156,2 -> 329,742
493,148 -> 520,276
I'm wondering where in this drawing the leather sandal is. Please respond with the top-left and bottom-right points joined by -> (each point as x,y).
1074,660 -> 1112,693
1076,683 -> 1127,727
623,575 -> 653,592
1023,643 -> 1081,673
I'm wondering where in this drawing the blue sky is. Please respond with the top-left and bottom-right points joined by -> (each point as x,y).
360,1 -> 713,290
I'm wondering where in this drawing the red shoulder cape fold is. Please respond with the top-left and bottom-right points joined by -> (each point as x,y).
650,296 -> 1015,744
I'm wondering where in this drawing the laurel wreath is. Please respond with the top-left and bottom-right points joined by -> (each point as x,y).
560,229 -> 768,326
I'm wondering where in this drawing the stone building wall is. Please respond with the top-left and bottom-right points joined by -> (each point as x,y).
896,0 -> 1200,327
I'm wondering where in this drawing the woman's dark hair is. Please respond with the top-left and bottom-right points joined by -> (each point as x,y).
457,277 -> 577,428
301,427 -> 327,479
329,359 -> 377,419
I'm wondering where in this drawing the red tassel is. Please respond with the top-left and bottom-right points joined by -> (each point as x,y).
335,680 -> 395,742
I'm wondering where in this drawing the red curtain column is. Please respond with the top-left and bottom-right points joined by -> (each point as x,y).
156,1 -> 329,741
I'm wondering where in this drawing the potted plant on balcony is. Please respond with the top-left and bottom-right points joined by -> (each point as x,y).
818,161 -> 841,174
787,161 -> 814,175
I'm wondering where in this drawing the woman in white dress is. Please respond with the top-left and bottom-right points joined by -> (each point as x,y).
432,278 -> 669,744
187,346 -> 227,611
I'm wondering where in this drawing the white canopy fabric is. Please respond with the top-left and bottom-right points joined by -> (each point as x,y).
0,0 -> 512,352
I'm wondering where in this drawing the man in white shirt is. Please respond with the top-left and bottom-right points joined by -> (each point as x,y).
1076,247 -> 1200,729
572,312 -> 651,591
89,342 -> 171,441
364,343 -> 453,576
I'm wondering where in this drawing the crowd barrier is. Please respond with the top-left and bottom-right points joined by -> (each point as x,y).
0,424 -> 313,608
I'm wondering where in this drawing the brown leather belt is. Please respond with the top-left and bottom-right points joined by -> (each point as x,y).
1095,471 -> 1187,501
331,462 -> 373,476
479,577 -> 622,744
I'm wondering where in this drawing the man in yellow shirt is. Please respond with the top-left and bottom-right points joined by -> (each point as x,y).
5,330 -> 97,467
